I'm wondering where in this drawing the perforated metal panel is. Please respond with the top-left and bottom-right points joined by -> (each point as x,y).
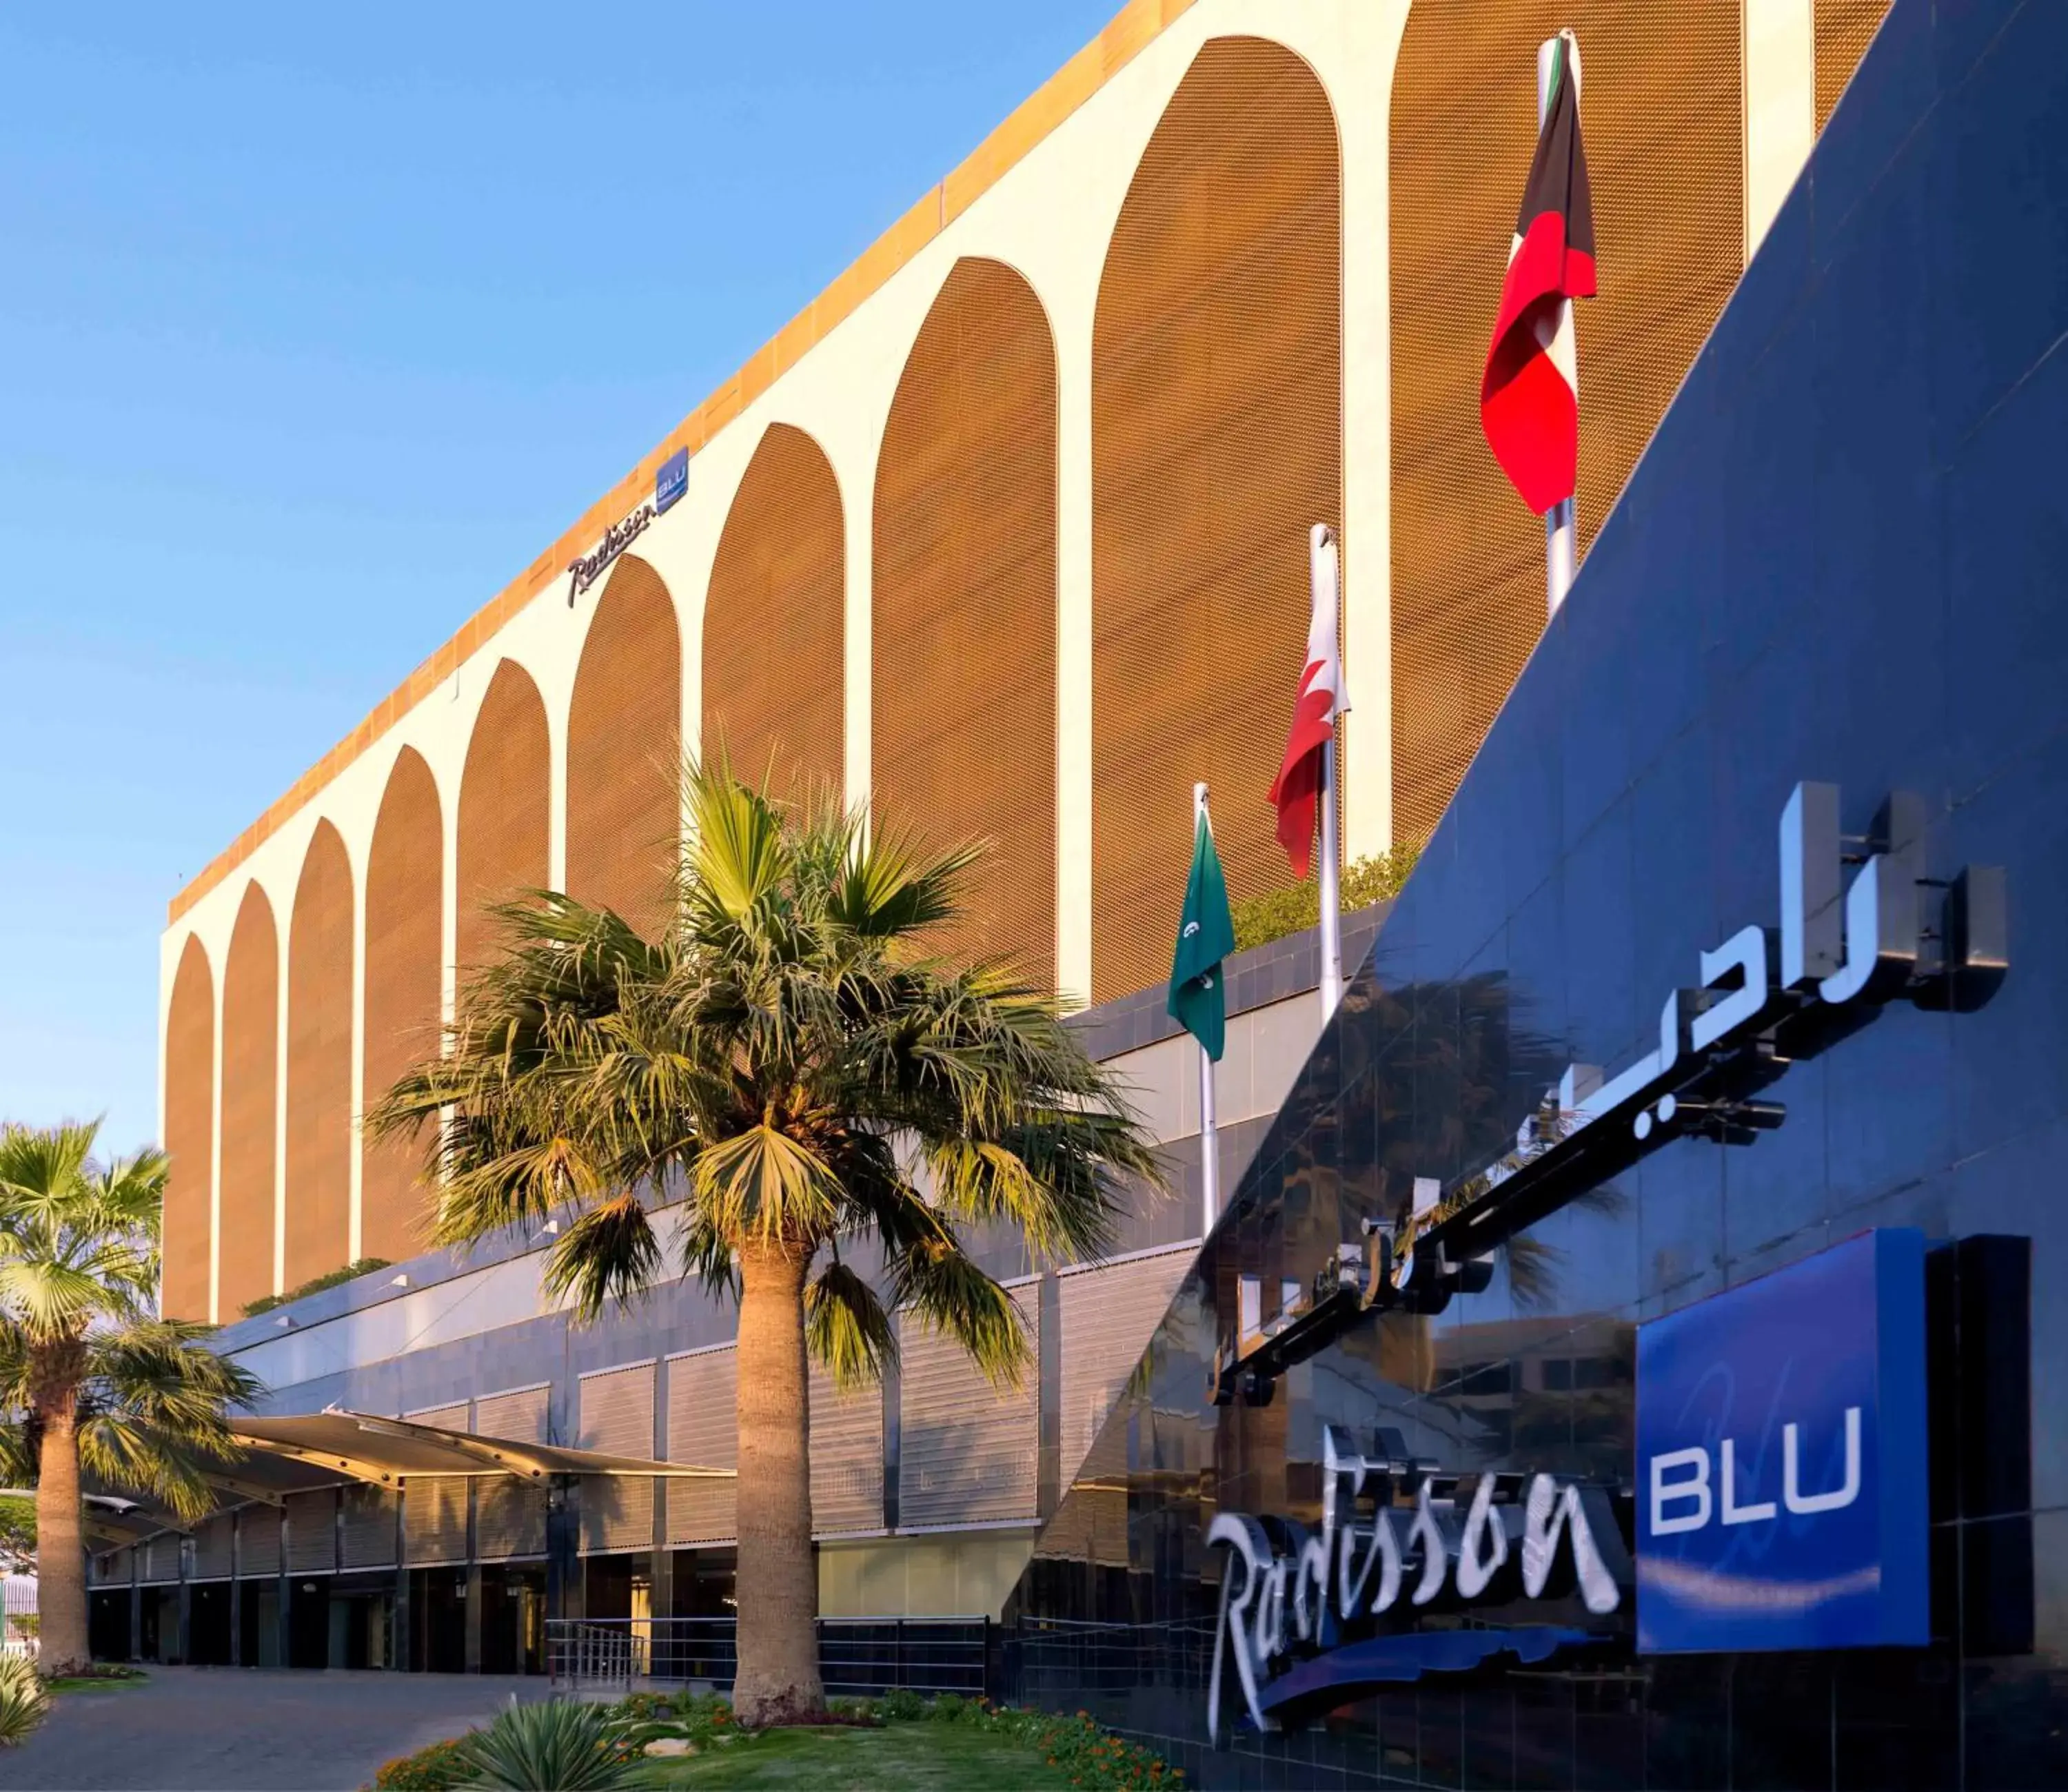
476,1480 -> 548,1559
897,1284 -> 1039,1529
809,1361 -> 884,1536
238,1510 -> 281,1578
403,1478 -> 469,1566
284,821 -> 354,1289
285,1489 -> 336,1574
474,1384 -> 549,1445
1090,38 -> 1344,1004
1390,2 -> 1743,846
1815,0 -> 1893,132
218,884 -> 279,1314
873,257 -> 1058,987
1058,1245 -> 1194,1487
565,555 -> 681,939
162,935 -> 214,1322
361,747 -> 443,1264
702,425 -> 845,802
341,1485 -> 398,1569
455,660 -> 550,977
192,1512 -> 234,1580
578,1362 -> 656,1554
665,1347 -> 736,1546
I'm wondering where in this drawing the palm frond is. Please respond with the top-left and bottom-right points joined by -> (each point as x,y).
804,1259 -> 898,1391
888,1243 -> 1029,1389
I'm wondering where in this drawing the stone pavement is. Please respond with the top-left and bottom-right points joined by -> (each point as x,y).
0,1667 -> 550,1791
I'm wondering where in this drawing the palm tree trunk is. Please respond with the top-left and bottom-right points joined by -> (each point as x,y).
730,1238 -> 824,1726
35,1405 -> 90,1677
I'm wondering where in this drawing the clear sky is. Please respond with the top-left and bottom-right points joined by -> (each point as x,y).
0,1 -> 1125,1158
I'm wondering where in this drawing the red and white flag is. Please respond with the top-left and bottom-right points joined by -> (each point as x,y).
1481,32 -> 1596,515
1268,525 -> 1348,879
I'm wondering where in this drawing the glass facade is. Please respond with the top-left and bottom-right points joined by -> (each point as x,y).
1002,4 -> 2068,1786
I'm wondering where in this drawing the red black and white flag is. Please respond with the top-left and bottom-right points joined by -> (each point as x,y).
1481,32 -> 1596,515
1268,525 -> 1347,879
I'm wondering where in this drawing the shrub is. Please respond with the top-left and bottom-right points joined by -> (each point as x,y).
1229,844 -> 1421,953
372,1738 -> 471,1791
454,1700 -> 638,1791
241,1257 -> 392,1318
0,1658 -> 46,1748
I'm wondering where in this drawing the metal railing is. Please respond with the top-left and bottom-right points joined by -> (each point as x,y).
547,1615 -> 991,1700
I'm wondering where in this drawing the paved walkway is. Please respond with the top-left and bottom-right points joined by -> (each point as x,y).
0,1667 -> 550,1791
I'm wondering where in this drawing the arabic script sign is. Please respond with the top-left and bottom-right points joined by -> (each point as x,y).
1206,1427 -> 1631,1740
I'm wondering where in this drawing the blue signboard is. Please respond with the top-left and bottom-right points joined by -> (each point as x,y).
656,447 -> 689,515
1634,1228 -> 1928,1653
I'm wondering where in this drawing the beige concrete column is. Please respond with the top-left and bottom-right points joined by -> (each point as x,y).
1743,0 -> 1816,259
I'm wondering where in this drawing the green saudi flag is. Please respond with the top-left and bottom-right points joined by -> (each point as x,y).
1168,810 -> 1237,1061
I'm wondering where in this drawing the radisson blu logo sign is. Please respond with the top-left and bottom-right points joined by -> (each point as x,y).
1635,1228 -> 1929,1653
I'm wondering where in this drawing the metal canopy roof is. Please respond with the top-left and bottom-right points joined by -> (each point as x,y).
223,1407 -> 731,1488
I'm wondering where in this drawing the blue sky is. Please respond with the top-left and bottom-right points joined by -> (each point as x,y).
0,1 -> 1124,1157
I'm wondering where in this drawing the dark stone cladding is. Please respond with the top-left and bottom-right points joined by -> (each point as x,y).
1001,3 -> 2068,1786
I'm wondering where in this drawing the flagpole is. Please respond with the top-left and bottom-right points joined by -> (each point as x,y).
1311,525 -> 1344,1021
1539,32 -> 1580,618
1194,780 -> 1221,1238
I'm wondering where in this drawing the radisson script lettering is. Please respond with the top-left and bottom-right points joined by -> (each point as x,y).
567,503 -> 655,604
1206,1427 -> 1632,1742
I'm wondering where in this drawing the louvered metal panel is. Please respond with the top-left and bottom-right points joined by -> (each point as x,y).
873,256 -> 1057,988
192,1513 -> 234,1580
361,747 -> 443,1264
284,820 -> 354,1289
809,1361 -> 884,1537
1058,1245 -> 1195,1487
578,1361 -> 656,1554
702,424 -> 845,800
238,1510 -> 281,1578
455,660 -> 550,976
284,1489 -> 336,1574
897,1284 -> 1039,1528
94,1549 -> 132,1587
1390,1 -> 1743,846
403,1478 -> 469,1566
1091,37 -> 1342,1003
474,1383 -> 550,1445
341,1485 -> 398,1569
140,1535 -> 180,1585
475,1480 -> 548,1560
218,884 -> 278,1315
665,1347 -> 736,1545
161,935 -> 214,1322
405,1400 -> 469,1429
565,555 -> 681,938
1816,0 -> 1892,132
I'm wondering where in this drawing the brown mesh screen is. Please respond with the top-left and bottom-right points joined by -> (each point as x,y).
284,822 -> 354,1288
872,256 -> 1058,986
1815,1 -> 1893,133
1090,37 -> 1342,1004
361,748 -> 443,1262
161,935 -> 214,1322
565,554 -> 681,937
703,425 -> 845,804
218,884 -> 278,1313
456,660 -> 551,977
1390,4 -> 1743,845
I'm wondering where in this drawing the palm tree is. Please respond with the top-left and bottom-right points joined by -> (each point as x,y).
0,1122 -> 261,1676
369,768 -> 1164,1725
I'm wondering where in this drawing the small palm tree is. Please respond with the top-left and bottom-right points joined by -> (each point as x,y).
0,1123 -> 261,1676
370,767 -> 1164,1725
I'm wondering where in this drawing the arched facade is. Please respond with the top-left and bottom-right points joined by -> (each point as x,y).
218,884 -> 278,1314
455,660 -> 551,977
1090,37 -> 1344,1004
161,935 -> 214,1322
1388,3 -> 1744,845
702,424 -> 845,804
565,555 -> 681,937
284,822 -> 354,1287
361,748 -> 443,1263
872,256 -> 1059,986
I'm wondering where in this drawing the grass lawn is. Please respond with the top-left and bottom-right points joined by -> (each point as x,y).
631,1723 -> 1079,1789
44,1674 -> 147,1695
